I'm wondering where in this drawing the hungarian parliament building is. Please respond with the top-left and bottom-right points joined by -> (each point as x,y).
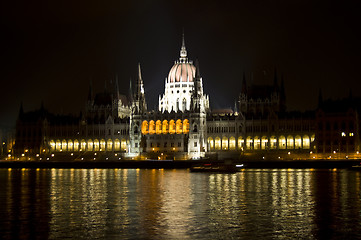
12,36 -> 360,160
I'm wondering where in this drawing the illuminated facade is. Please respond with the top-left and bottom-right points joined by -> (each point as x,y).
12,35 -> 361,160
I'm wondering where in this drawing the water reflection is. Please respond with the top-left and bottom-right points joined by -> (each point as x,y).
0,169 -> 360,239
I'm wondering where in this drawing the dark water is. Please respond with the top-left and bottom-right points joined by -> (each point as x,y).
0,168 -> 360,239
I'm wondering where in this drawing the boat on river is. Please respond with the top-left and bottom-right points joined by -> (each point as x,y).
190,161 -> 243,173
350,162 -> 361,170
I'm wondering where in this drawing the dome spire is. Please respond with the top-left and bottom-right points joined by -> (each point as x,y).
180,31 -> 187,60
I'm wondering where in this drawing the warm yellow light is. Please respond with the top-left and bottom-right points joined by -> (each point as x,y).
51,154 -> 54,157
310,151 -> 313,154
333,151 -> 336,154
25,149 -> 28,152
21,153 -> 25,157
36,154 -> 39,157
288,152 -> 291,155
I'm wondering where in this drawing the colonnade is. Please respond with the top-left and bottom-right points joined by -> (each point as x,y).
207,135 -> 314,151
141,119 -> 190,135
49,138 -> 128,152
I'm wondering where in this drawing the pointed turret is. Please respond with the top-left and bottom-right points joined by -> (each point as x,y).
135,63 -> 145,98
180,30 -> 187,60
191,59 -> 203,111
132,63 -> 147,114
193,59 -> 201,96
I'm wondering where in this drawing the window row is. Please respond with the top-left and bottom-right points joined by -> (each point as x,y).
207,135 -> 315,151
49,139 -> 128,152
141,119 -> 190,135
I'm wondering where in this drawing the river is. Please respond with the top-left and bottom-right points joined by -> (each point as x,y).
0,168 -> 360,239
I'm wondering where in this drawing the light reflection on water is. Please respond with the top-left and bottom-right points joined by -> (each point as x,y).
0,168 -> 360,239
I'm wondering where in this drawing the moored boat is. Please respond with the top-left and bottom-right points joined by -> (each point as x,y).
190,161 -> 243,173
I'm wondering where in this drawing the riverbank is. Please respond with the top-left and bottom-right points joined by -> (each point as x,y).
0,159 -> 360,169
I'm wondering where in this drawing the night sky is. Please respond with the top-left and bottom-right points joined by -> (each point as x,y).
1,0 -> 360,129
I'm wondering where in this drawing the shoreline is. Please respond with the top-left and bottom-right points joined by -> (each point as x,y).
1,159 -> 360,169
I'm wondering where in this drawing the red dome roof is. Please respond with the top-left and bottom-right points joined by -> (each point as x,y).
168,61 -> 196,83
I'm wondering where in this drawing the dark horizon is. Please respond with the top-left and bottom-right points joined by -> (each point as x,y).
1,0 -> 360,129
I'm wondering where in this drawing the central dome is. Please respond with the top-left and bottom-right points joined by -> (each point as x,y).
168,60 -> 196,83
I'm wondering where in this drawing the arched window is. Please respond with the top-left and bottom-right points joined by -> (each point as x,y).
74,140 -> 79,151
254,136 -> 260,150
121,139 -> 127,151
62,140 -> 67,151
162,120 -> 168,134
229,137 -> 236,150
208,137 -> 214,150
149,120 -> 155,135
295,135 -> 302,149
87,139 -> 93,151
50,140 -> 55,151
183,119 -> 189,133
182,98 -> 187,112
169,120 -> 175,134
176,98 -> 180,112
107,139 -> 113,151
222,137 -> 228,150
134,126 -> 138,134
215,137 -> 221,150
303,135 -> 310,149
67,140 -> 73,151
156,120 -> 162,134
176,119 -> 183,134
287,135 -> 294,149
114,139 -> 120,151
261,136 -> 268,150
93,139 -> 99,151
238,137 -> 244,150
193,124 -> 198,133
246,136 -> 253,149
279,136 -> 286,149
270,136 -> 277,149
141,121 -> 148,134
100,139 -> 106,151
80,139 -> 86,151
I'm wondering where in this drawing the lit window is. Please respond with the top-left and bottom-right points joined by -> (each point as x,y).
341,132 -> 346,137
349,132 -> 354,136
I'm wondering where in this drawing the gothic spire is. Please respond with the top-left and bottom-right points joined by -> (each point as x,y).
180,31 -> 187,60
129,78 -> 133,102
137,63 -> 144,96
